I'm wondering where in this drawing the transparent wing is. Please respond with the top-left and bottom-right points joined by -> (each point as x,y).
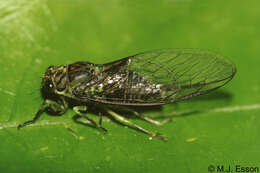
80,49 -> 236,106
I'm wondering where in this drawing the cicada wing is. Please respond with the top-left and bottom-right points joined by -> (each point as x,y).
126,49 -> 236,104
77,49 -> 236,105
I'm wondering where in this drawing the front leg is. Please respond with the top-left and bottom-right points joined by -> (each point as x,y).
73,106 -> 107,133
17,102 -> 48,129
18,98 -> 68,129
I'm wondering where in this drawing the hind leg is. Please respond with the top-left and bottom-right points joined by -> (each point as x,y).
106,108 -> 167,142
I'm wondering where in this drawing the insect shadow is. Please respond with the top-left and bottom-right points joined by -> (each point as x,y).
188,90 -> 233,103
146,90 -> 234,119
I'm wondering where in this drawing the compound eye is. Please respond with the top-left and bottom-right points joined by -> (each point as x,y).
44,79 -> 54,92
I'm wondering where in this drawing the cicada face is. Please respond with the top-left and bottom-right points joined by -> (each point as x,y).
42,65 -> 68,95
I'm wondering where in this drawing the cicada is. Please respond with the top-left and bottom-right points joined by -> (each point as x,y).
18,49 -> 236,141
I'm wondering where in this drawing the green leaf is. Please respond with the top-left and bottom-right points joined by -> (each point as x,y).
0,0 -> 259,172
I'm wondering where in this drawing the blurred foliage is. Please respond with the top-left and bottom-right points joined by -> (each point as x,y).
0,0 -> 260,172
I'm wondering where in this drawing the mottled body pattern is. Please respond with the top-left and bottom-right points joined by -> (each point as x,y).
70,60 -> 163,104
18,49 -> 236,141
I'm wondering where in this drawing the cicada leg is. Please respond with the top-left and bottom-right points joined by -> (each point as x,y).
135,113 -> 172,126
17,103 -> 48,129
73,106 -> 107,133
98,112 -> 107,133
18,98 -> 68,129
106,109 -> 167,142
118,107 -> 172,126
